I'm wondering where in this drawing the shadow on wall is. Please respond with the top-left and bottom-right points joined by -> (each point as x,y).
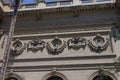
112,24 -> 120,41
0,18 -> 2,24
116,25 -> 120,40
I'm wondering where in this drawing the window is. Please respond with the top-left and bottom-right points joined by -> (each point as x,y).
45,0 -> 71,3
96,0 -> 111,2
47,76 -> 63,80
60,1 -> 72,5
5,74 -> 21,80
46,3 -> 57,6
81,0 -> 111,3
93,75 -> 113,80
45,0 -> 72,6
22,0 -> 37,4
5,77 -> 18,80
81,0 -> 93,3
25,4 -> 37,8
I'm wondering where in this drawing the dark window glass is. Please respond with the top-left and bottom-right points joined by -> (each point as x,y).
25,5 -> 37,8
96,0 -> 111,2
93,75 -> 113,80
5,77 -> 18,80
47,76 -> 63,80
60,1 -> 72,5
81,0 -> 93,3
46,3 -> 57,6
45,0 -> 68,3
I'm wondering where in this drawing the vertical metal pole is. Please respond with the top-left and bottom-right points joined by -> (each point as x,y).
0,0 -> 20,80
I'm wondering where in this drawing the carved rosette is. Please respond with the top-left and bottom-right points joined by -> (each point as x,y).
11,39 -> 25,56
46,37 -> 66,54
27,39 -> 45,51
68,36 -> 86,49
89,34 -> 108,51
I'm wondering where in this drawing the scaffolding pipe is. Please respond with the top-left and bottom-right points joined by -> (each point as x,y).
0,0 -> 20,80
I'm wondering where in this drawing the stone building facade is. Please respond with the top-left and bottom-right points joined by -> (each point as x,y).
0,0 -> 120,80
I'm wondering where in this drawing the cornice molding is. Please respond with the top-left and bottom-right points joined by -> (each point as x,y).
12,22 -> 113,38
5,65 -> 114,72
3,3 -> 116,17
0,54 -> 116,62
0,54 -> 116,71
4,63 -> 115,72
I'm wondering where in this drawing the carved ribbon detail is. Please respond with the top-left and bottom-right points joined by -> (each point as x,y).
27,39 -> 45,52
68,36 -> 86,50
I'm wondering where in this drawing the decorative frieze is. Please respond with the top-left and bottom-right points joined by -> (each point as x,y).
10,34 -> 110,56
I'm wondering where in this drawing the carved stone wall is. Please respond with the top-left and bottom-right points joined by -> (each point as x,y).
8,31 -> 112,59
0,1 -> 119,80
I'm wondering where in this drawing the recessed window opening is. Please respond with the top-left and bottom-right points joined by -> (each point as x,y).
93,75 -> 113,80
47,76 -> 63,80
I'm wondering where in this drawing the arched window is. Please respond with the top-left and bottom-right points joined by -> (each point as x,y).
93,75 -> 113,80
89,71 -> 117,80
42,72 -> 67,80
5,73 -> 22,80
47,76 -> 63,80
5,77 -> 18,80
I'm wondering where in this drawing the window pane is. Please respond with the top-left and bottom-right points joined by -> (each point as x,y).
93,75 -> 113,80
60,1 -> 72,5
46,3 -> 57,6
25,5 -> 37,8
81,0 -> 93,3
45,0 -> 71,3
47,76 -> 63,80
22,0 -> 36,4
96,0 -> 111,2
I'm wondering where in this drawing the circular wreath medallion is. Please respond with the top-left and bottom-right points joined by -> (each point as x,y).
47,37 -> 66,55
11,39 -> 25,56
89,34 -> 108,51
